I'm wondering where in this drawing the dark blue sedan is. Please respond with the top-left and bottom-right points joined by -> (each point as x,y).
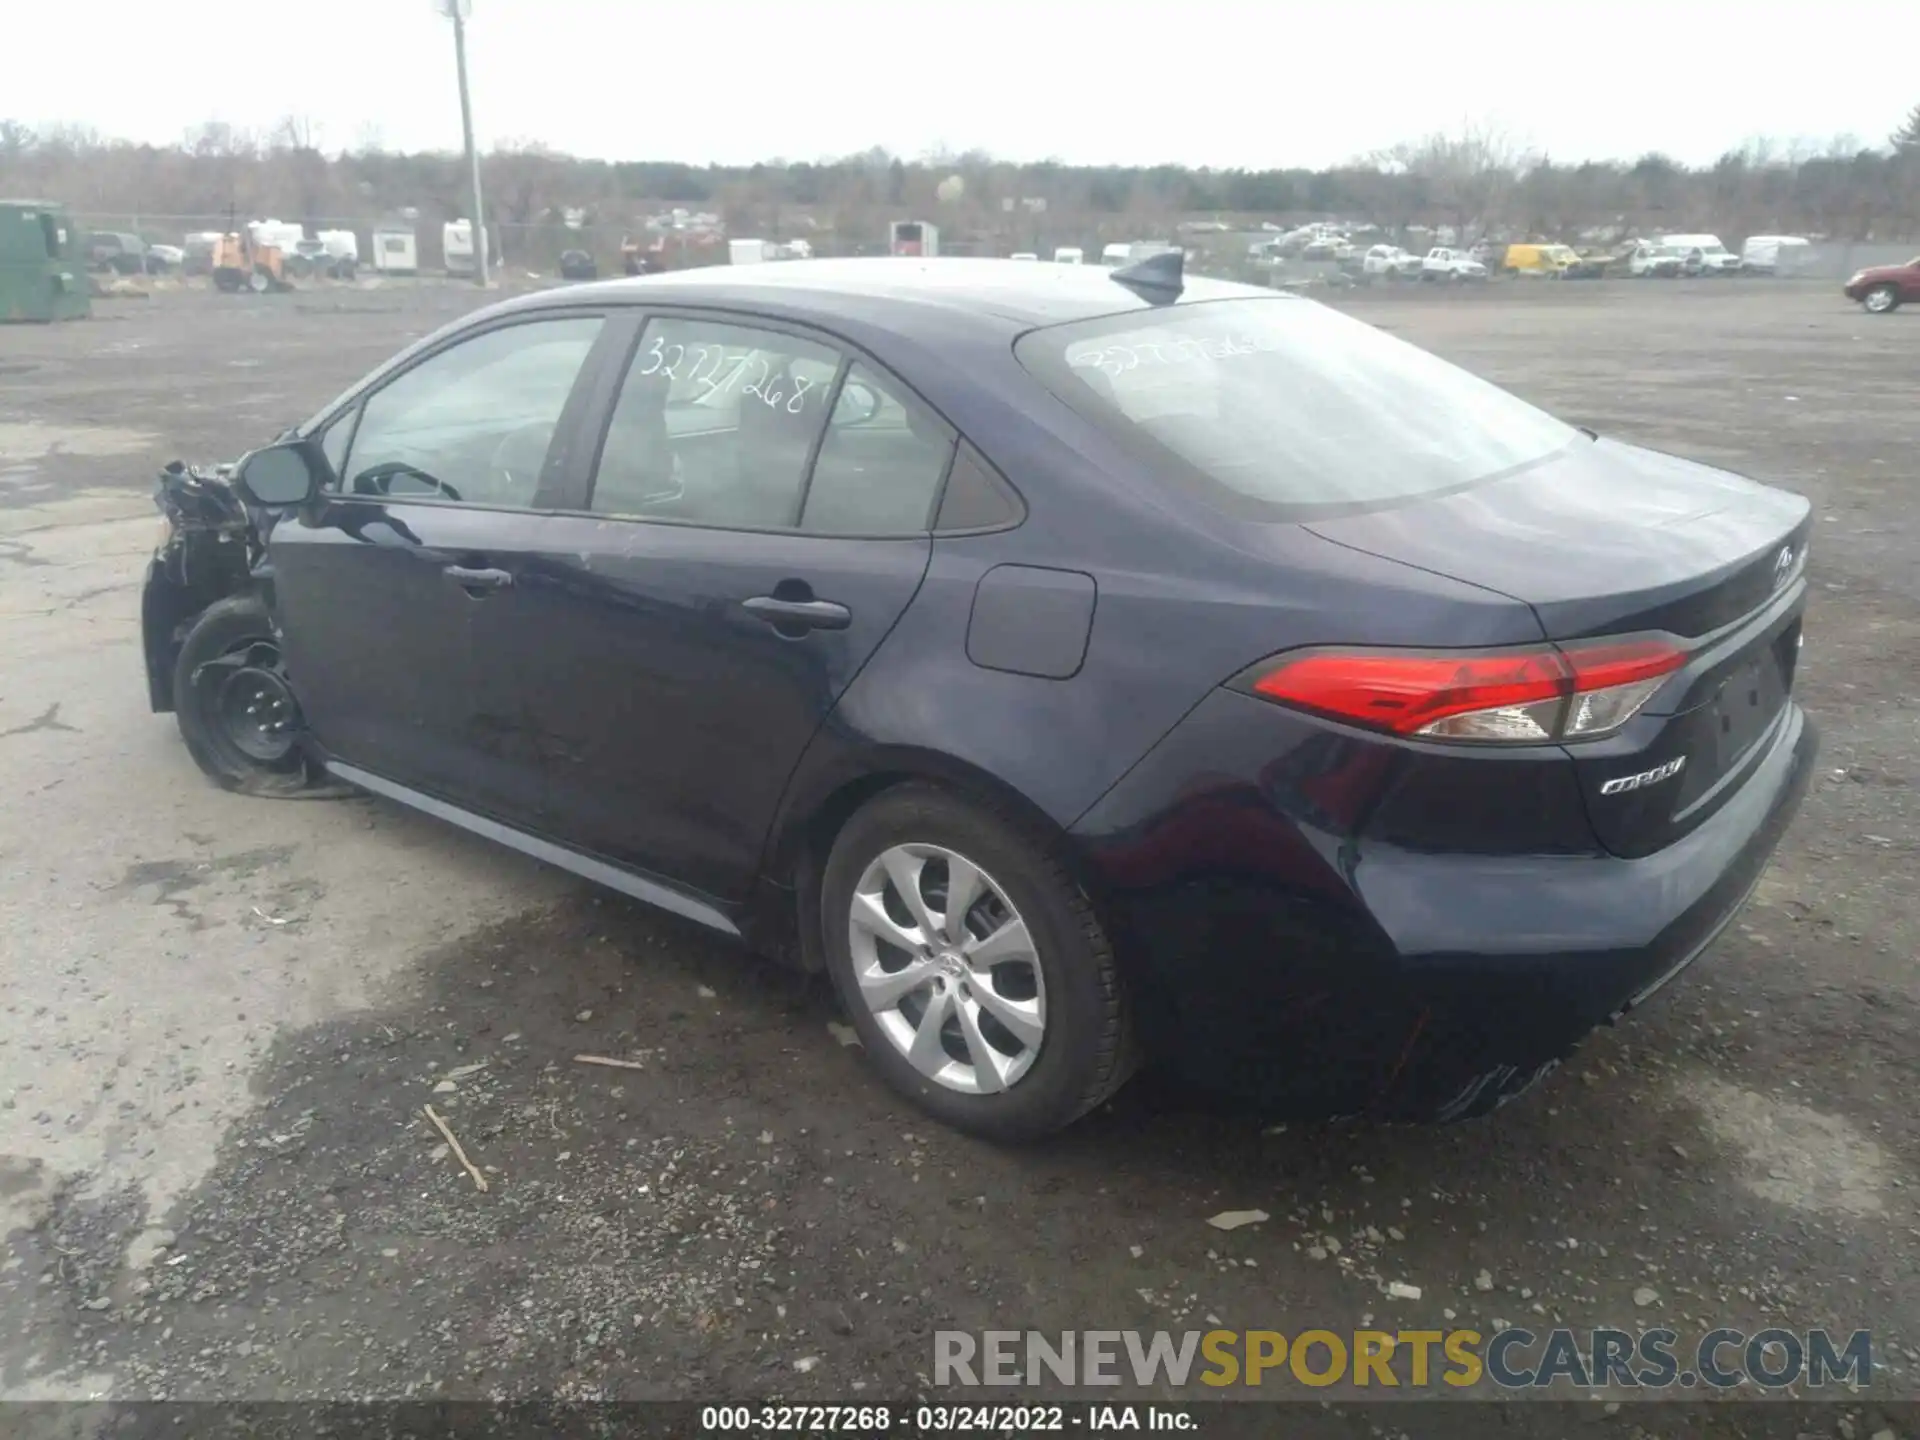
142,255 -> 1816,1139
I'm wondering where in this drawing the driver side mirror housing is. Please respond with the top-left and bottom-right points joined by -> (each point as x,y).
234,440 -> 326,507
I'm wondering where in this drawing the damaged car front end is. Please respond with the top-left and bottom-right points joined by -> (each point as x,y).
142,460 -> 252,713
142,457 -> 337,796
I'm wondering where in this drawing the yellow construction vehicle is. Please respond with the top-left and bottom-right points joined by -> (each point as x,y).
211,228 -> 291,293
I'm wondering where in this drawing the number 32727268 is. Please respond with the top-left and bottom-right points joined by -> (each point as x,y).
637,337 -> 815,414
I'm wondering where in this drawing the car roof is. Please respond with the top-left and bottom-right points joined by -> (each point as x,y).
520,257 -> 1274,336
300,257 -> 1299,443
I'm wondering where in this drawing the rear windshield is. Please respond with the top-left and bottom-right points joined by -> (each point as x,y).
1015,296 -> 1577,517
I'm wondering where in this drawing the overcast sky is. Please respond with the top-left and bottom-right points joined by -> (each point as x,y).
6,0 -> 1912,170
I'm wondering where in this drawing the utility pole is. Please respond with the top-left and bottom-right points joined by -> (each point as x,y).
441,0 -> 488,286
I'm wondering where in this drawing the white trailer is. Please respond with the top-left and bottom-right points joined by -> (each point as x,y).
443,219 -> 491,277
729,238 -> 778,265
372,226 -> 418,276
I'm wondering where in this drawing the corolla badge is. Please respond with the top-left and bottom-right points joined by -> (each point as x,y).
1599,755 -> 1687,796
1773,545 -> 1796,591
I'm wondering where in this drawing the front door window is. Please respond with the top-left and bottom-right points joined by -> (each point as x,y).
339,317 -> 604,509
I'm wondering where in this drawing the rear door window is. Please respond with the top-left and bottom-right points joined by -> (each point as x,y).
800,362 -> 954,534
1016,296 -> 1577,518
589,316 -> 841,528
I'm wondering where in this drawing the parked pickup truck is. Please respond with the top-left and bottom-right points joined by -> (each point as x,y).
1662,234 -> 1741,276
1362,244 -> 1421,279
1421,247 -> 1488,281
1629,242 -> 1685,278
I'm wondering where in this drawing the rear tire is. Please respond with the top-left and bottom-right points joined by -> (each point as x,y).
821,783 -> 1133,1141
173,594 -> 340,798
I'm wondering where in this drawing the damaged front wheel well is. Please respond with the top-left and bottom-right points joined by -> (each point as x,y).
143,572 -> 270,714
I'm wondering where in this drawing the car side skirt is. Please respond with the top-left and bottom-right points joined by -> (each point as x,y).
326,761 -> 742,938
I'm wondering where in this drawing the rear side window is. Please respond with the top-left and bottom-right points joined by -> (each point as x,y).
1015,297 -> 1577,518
590,316 -> 840,528
934,443 -> 1023,531
590,319 -> 961,537
800,362 -> 954,534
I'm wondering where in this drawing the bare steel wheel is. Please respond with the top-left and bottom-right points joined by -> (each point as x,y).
822,783 -> 1133,1140
172,592 -> 340,798
849,843 -> 1045,1095
207,642 -> 300,764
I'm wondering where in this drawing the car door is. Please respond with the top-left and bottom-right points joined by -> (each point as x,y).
267,311 -> 616,810
487,310 -> 956,903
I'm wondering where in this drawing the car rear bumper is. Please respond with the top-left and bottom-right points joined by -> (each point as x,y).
1072,697 -> 1817,1121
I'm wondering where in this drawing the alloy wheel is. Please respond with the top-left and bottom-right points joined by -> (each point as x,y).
1864,287 -> 1895,314
847,843 -> 1045,1095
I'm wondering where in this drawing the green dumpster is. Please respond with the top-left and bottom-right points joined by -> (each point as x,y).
0,200 -> 91,323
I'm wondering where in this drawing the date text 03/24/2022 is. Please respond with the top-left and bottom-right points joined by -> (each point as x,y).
698,1404 -> 1191,1432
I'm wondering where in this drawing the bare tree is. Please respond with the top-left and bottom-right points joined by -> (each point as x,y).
1376,123 -> 1526,240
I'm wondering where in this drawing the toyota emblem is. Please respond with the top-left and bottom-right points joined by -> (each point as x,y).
1772,546 -> 1795,590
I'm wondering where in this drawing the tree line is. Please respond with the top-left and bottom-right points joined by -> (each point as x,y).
4,112 -> 1917,250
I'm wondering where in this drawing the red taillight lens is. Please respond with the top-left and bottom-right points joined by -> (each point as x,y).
1248,638 -> 1685,744
1251,651 -> 1567,736
1559,639 -> 1688,738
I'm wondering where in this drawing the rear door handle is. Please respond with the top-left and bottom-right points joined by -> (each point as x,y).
443,564 -> 514,595
742,596 -> 851,632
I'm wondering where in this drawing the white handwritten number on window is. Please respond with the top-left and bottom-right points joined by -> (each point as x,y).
1067,332 -> 1283,379
637,336 -> 814,414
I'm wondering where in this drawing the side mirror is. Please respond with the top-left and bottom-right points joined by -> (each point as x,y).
234,440 -> 323,507
832,380 -> 882,427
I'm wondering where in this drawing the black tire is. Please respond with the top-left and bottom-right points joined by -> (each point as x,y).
172,593 -> 340,798
1861,284 -> 1901,315
820,782 -> 1133,1141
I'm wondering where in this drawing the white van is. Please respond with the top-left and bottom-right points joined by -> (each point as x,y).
1052,246 -> 1084,265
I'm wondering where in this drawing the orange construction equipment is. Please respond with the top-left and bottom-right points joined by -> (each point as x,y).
211,230 -> 291,293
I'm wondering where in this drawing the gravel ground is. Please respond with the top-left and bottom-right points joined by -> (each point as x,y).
0,276 -> 1914,1436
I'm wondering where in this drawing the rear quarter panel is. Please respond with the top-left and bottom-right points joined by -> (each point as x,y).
768,348 -> 1548,877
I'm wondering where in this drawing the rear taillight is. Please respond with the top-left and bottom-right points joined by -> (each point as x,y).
1246,638 -> 1686,744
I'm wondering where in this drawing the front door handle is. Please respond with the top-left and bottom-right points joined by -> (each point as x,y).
742,595 -> 851,632
443,564 -> 514,595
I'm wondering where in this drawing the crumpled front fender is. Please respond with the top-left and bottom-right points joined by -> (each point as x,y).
141,460 -> 259,713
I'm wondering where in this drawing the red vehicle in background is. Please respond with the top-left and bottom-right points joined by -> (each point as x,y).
1845,256 -> 1920,314
889,220 -> 939,257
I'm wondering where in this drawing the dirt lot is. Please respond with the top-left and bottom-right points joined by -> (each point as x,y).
0,278 -> 1915,1432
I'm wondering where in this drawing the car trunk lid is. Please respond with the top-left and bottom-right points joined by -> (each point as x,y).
1306,438 -> 1812,855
